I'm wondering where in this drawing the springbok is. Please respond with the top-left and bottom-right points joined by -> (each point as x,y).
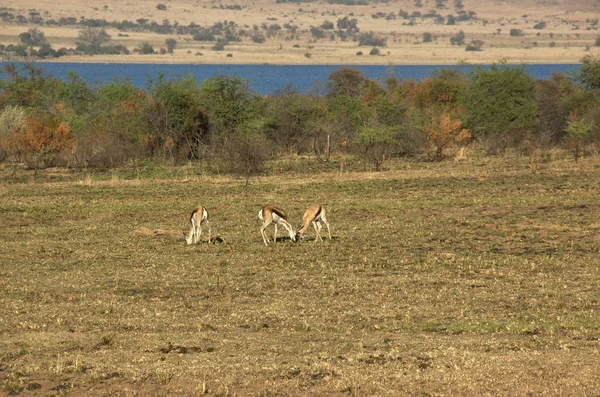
184,205 -> 211,244
258,205 -> 296,245
296,203 -> 331,242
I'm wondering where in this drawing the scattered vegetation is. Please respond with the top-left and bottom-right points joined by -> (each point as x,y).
0,0 -> 578,62
450,30 -> 465,46
2,58 -> 600,173
465,39 -> 484,51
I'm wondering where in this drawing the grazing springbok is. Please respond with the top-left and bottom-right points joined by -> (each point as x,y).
258,205 -> 296,246
296,203 -> 331,242
184,205 -> 211,244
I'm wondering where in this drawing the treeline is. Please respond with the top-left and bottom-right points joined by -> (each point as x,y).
1,58 -> 600,176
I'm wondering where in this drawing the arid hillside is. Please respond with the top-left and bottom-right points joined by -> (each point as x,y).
0,0 -> 599,64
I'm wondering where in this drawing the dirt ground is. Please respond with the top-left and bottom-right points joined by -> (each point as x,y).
1,153 -> 600,395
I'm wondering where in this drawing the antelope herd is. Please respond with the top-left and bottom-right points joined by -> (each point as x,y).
184,203 -> 331,246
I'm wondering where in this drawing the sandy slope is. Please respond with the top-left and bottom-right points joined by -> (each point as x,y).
0,0 -> 599,64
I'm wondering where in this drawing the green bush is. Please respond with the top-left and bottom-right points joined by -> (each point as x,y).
509,29 -> 523,36
358,32 -> 386,46
138,43 -> 155,54
463,63 -> 538,151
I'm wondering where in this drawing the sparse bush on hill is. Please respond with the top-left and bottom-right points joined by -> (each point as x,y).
212,40 -> 226,51
165,38 -> 177,53
465,39 -> 484,51
18,28 -> 47,47
510,28 -> 523,36
75,27 -> 114,55
321,20 -> 334,30
310,27 -> 326,39
327,0 -> 368,4
137,42 -> 155,54
336,16 -> 360,35
358,32 -> 386,47
80,18 -> 109,28
450,30 -> 465,45
193,29 -> 216,42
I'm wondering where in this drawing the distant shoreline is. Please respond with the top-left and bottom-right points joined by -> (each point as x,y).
0,55 -> 584,66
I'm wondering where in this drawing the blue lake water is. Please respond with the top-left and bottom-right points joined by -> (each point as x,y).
0,62 -> 580,95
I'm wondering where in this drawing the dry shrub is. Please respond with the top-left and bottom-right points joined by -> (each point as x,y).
213,133 -> 271,181
423,111 -> 471,160
3,115 -> 74,168
74,131 -> 144,168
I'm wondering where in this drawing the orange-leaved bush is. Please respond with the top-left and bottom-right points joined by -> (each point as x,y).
423,111 -> 471,160
4,115 -> 74,168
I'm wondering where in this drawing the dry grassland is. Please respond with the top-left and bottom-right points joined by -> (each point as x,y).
0,0 -> 599,64
1,152 -> 600,395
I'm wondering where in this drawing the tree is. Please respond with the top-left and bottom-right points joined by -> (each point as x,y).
336,16 -> 359,35
326,67 -> 370,98
165,38 -> 177,53
354,125 -> 398,171
198,75 -> 258,135
463,63 -> 538,151
264,92 -> 324,154
578,55 -> 600,91
78,27 -> 111,46
139,43 -> 155,54
145,74 -> 208,160
19,28 -> 47,46
358,32 -> 386,47
450,30 -> 465,45
325,95 -> 370,156
321,20 -> 334,30
198,76 -> 267,179
310,26 -> 326,39
509,29 -> 523,36
565,112 -> 593,161
465,39 -> 484,51
0,63 -> 65,109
